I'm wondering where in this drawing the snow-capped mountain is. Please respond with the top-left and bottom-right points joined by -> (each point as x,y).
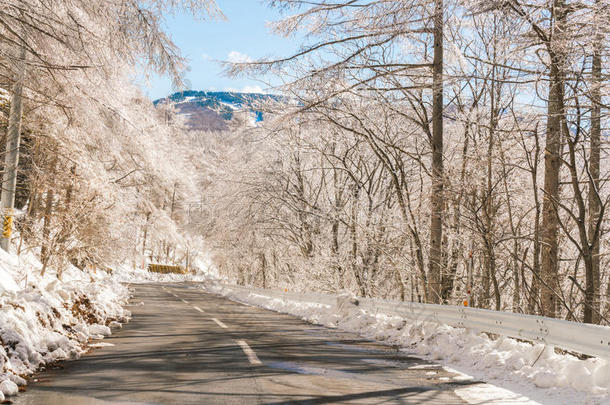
154,91 -> 275,132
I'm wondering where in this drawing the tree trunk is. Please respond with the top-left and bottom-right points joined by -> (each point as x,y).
540,1 -> 566,318
40,188 -> 54,276
0,46 -> 27,252
142,211 -> 150,257
331,165 -> 344,290
350,186 -> 365,296
260,252 -> 267,288
529,127 -> 542,314
588,3 -> 602,323
331,219 -> 344,290
428,0 -> 444,304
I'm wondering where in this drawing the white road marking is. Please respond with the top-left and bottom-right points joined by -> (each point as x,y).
181,299 -> 189,304
236,340 -> 262,365
193,306 -> 204,313
211,318 -> 228,328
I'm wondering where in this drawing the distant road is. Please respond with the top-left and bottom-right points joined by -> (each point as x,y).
14,283 -> 471,404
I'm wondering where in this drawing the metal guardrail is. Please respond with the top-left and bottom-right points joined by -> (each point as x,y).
220,284 -> 610,360
224,284 -> 336,307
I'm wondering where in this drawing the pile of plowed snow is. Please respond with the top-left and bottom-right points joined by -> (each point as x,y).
0,249 -> 130,401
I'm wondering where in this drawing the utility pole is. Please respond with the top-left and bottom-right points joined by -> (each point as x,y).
1,46 -> 27,252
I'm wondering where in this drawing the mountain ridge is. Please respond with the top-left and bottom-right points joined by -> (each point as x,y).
154,90 -> 276,131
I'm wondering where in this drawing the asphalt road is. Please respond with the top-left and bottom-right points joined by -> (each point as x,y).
14,283 -> 474,404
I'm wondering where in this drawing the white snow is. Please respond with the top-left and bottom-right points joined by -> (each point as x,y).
0,379 -> 18,396
0,267 -> 18,294
88,324 -> 112,337
88,342 -> 115,348
205,283 -> 610,405
0,248 -> 130,392
455,382 -> 539,404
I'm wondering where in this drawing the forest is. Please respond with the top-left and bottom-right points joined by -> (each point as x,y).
196,0 -> 610,325
0,0 -> 608,327
0,1 -> 219,282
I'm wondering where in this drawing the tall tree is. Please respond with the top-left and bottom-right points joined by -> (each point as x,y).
428,0 -> 444,303
539,0 -> 567,318
587,0 -> 603,324
0,44 -> 26,251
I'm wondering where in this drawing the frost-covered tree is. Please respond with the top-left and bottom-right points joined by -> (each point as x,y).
0,0 -> 220,275
208,0 -> 609,324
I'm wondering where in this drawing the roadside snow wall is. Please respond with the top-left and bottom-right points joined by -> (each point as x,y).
0,248 -> 130,400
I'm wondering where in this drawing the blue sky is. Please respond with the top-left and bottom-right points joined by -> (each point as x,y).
140,1 -> 302,100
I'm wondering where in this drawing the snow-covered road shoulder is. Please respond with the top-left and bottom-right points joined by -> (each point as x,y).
204,282 -> 610,405
0,249 -> 130,400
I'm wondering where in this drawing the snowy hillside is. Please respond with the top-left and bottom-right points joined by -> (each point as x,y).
154,91 -> 277,132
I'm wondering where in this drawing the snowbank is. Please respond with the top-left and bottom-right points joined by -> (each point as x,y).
0,249 -> 130,398
205,282 -> 610,405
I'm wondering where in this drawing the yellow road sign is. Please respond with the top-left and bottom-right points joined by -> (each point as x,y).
2,214 -> 13,238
